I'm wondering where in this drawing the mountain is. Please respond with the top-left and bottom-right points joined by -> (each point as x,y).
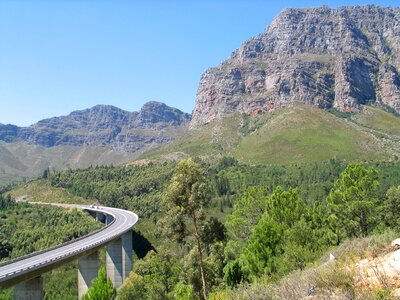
142,5 -> 400,164
0,102 -> 190,184
2,5 -> 400,185
141,103 -> 400,164
0,101 -> 190,151
191,5 -> 400,127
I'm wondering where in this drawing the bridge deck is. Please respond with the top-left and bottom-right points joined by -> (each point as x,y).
0,204 -> 138,289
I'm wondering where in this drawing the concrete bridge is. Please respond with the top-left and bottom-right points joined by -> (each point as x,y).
0,204 -> 138,299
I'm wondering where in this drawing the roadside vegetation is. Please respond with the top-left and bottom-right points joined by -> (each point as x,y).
0,198 -> 102,299
117,159 -> 400,299
1,155 -> 400,299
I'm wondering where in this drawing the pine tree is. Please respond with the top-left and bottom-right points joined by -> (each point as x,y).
327,163 -> 379,243
82,267 -> 116,300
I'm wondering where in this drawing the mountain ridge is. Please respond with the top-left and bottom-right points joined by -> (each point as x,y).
2,5 -> 400,185
191,5 -> 400,127
0,101 -> 191,150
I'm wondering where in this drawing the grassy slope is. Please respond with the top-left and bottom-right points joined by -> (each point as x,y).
0,124 -> 189,186
352,106 -> 400,136
234,105 -> 388,164
142,104 -> 399,165
142,114 -> 242,160
7,179 -> 91,204
0,143 -> 141,186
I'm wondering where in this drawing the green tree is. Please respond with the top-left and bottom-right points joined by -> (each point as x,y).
201,217 -> 226,254
224,186 -> 319,284
224,186 -> 267,259
223,260 -> 245,287
132,251 -> 180,299
0,194 -> 14,210
240,216 -> 281,280
327,163 -> 380,243
172,283 -> 194,300
163,158 -> 209,299
118,272 -> 147,300
266,186 -> 305,228
0,241 -> 12,259
82,267 -> 116,300
384,185 -> 400,228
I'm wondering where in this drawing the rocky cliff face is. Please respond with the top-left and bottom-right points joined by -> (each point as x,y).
0,102 -> 191,151
191,5 -> 400,127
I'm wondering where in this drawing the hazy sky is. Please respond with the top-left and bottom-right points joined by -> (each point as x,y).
1,0 -> 398,126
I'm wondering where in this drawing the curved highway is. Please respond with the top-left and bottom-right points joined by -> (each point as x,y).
0,204 -> 138,289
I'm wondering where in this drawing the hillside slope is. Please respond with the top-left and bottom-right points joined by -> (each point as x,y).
0,142 -> 147,185
142,104 -> 400,164
0,102 -> 190,185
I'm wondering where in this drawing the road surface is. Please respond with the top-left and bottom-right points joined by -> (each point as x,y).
0,203 -> 138,289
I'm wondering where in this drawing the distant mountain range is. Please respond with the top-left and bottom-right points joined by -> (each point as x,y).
1,5 -> 400,185
0,101 -> 190,151
0,102 -> 190,184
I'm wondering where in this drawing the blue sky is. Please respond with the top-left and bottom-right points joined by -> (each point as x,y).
1,0 -> 398,126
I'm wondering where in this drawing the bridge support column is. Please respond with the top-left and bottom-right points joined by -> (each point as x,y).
122,230 -> 133,279
106,238 -> 123,288
106,214 -> 113,225
14,276 -> 43,300
78,251 -> 99,299
96,212 -> 105,223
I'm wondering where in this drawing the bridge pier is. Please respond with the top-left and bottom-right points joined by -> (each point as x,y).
96,211 -> 105,223
106,214 -> 113,225
14,276 -> 43,300
122,230 -> 133,279
78,251 -> 99,299
106,238 -> 123,288
2,206 -> 137,299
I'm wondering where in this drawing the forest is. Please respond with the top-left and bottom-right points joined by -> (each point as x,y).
46,158 -> 400,219
1,158 -> 400,299
0,198 -> 102,299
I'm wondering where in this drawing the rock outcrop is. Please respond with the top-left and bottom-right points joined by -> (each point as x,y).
0,102 -> 191,151
191,5 -> 400,127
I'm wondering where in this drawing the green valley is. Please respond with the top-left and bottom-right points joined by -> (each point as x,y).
2,3 -> 400,300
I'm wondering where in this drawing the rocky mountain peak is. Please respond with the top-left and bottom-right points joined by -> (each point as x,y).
191,5 -> 400,127
34,105 -> 134,131
0,102 -> 191,151
137,101 -> 191,127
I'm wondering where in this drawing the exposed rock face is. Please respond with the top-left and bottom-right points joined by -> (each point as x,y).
191,5 -> 400,127
135,101 -> 191,127
0,102 -> 191,151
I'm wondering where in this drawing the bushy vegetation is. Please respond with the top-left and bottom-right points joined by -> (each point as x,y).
0,199 -> 102,299
8,179 -> 90,205
2,156 -> 400,299
45,158 -> 400,219
0,202 -> 101,261
112,160 -> 400,299
221,229 -> 400,299
48,162 -> 175,218
83,267 -> 116,300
